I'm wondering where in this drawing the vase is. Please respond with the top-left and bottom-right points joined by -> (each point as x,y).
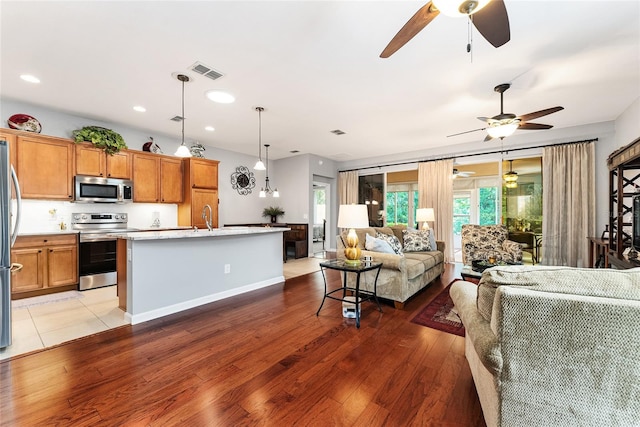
271,216 -> 277,223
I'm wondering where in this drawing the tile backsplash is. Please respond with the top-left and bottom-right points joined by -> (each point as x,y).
16,200 -> 178,233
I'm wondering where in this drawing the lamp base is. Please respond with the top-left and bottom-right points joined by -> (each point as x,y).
344,258 -> 361,265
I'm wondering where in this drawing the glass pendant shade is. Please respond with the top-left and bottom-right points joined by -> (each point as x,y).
174,73 -> 192,158
175,144 -> 191,157
254,107 -> 266,170
503,160 -> 518,188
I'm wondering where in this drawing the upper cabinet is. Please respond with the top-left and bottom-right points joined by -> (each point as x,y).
75,142 -> 131,179
16,134 -> 74,200
190,158 -> 218,189
131,151 -> 183,203
178,158 -> 219,228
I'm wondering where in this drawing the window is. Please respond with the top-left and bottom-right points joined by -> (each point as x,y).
386,183 -> 418,227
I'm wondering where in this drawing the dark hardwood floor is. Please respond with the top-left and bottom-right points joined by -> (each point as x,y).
0,263 -> 486,426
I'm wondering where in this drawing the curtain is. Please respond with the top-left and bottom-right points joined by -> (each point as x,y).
418,159 -> 454,263
338,171 -> 358,204
542,142 -> 595,267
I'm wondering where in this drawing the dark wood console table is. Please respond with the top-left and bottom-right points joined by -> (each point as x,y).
587,237 -> 609,268
224,222 -> 309,261
608,249 -> 640,269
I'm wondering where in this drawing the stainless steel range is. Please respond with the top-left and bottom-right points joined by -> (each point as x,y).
72,212 -> 136,291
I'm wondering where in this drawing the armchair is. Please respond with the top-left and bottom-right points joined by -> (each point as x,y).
461,224 -> 523,265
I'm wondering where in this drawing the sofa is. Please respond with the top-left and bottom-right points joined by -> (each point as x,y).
450,265 -> 640,427
461,224 -> 523,265
336,226 -> 444,308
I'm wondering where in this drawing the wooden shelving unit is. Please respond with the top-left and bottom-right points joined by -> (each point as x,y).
607,136 -> 640,261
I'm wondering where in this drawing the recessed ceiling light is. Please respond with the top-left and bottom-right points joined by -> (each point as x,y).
205,126 -> 215,132
20,74 -> 40,84
133,105 -> 146,112
205,90 -> 235,104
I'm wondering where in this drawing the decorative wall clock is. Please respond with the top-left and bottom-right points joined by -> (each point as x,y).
231,166 -> 256,195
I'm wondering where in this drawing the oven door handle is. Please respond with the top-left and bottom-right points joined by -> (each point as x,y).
80,236 -> 118,243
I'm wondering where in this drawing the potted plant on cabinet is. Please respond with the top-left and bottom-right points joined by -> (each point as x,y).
262,206 -> 285,224
72,126 -> 127,155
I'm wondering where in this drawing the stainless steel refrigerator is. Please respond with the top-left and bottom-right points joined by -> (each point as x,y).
1,139 -> 22,348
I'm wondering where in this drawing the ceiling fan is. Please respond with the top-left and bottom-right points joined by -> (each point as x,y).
453,168 -> 475,178
448,83 -> 564,142
380,0 -> 510,58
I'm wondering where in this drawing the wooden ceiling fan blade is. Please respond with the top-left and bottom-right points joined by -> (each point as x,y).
519,122 -> 553,130
380,2 -> 439,58
472,0 -> 510,48
477,116 -> 490,123
518,106 -> 564,122
447,127 -> 486,137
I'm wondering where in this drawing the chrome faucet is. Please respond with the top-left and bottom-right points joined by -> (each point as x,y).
202,204 -> 213,231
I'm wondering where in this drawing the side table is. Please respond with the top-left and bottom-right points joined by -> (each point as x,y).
460,266 -> 482,284
316,260 -> 383,328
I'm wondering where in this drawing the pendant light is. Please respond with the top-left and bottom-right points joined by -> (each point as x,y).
504,159 -> 518,188
174,74 -> 192,158
259,144 -> 279,198
253,107 -> 266,170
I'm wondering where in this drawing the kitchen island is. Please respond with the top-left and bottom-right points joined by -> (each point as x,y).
112,226 -> 289,325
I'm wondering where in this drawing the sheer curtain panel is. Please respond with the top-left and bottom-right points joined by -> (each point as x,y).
542,142 -> 595,267
419,159 -> 454,263
338,171 -> 359,205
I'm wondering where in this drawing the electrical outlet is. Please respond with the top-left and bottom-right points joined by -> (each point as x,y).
224,264 -> 231,274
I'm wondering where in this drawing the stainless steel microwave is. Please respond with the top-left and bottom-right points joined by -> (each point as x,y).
74,175 -> 133,203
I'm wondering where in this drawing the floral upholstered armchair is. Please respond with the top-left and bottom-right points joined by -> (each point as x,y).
461,224 -> 523,265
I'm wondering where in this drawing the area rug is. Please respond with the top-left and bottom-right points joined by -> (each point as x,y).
12,290 -> 84,309
410,280 -> 464,337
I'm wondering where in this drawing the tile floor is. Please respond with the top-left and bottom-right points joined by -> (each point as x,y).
1,255 -> 328,360
1,286 -> 127,361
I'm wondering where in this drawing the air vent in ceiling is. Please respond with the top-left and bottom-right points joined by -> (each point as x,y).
190,62 -> 224,81
290,150 -> 300,153
330,129 -> 346,135
170,116 -> 184,122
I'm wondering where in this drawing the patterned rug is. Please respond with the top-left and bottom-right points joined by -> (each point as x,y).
12,290 -> 84,309
410,280 -> 464,337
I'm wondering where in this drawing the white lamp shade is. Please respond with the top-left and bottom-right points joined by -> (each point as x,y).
337,204 -> 369,229
174,144 -> 191,157
254,160 -> 265,170
416,208 -> 435,223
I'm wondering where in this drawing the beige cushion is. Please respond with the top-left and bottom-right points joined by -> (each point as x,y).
477,265 -> 640,322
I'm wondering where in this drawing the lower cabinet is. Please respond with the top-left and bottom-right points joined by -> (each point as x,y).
11,234 -> 78,296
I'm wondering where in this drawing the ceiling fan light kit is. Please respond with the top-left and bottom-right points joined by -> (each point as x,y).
503,160 -> 518,188
431,0 -> 490,17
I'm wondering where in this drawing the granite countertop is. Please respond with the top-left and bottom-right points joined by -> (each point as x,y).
108,226 -> 290,241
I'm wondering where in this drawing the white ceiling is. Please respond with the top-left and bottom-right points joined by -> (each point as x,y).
1,1 -> 639,162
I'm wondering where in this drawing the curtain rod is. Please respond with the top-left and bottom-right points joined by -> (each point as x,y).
338,138 -> 599,173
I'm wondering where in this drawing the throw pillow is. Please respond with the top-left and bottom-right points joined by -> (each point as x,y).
364,233 -> 395,254
376,231 -> 404,255
402,229 -> 433,252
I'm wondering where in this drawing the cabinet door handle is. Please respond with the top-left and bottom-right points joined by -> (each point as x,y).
49,249 -> 53,253
43,239 -> 48,243
38,250 -> 42,253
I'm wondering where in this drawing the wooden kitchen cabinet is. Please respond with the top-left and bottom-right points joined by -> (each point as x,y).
132,152 -> 160,202
132,152 -> 183,203
178,158 -> 219,228
75,142 -> 131,179
160,157 -> 183,203
11,234 -> 78,296
16,134 -> 74,200
190,158 -> 218,189
133,153 -> 182,203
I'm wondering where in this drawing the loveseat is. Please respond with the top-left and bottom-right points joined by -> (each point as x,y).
461,224 -> 522,265
336,226 -> 444,308
450,265 -> 640,427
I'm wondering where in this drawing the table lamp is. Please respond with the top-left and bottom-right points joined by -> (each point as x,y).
338,204 -> 369,264
416,208 -> 435,230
